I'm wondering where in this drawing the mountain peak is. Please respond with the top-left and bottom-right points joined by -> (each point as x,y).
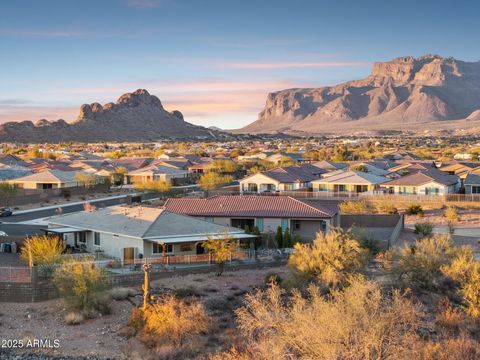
0,90 -> 214,142
238,54 -> 480,135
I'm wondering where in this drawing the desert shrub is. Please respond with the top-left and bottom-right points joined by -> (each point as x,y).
435,298 -> 464,332
53,261 -> 109,316
339,200 -> 374,214
138,295 -> 209,347
395,235 -> 457,290
264,271 -> 282,286
283,227 -> 292,248
442,247 -> 480,318
20,235 -> 64,266
109,287 -> 136,301
230,278 -> 421,359
203,232 -> 237,276
406,204 -> 424,216
414,221 -> 434,238
422,336 -> 480,360
445,206 -> 460,235
174,287 -> 200,298
288,229 -> 368,288
376,203 -> 398,214
64,311 -> 84,325
357,233 -> 380,255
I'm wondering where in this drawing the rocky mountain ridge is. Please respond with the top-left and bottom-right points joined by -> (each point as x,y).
238,55 -> 480,134
0,89 -> 216,142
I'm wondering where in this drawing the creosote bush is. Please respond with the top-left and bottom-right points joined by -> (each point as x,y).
339,200 -> 374,214
131,294 -> 209,348
288,229 -> 368,288
226,278 -> 422,359
394,235 -> 456,290
53,261 -> 110,318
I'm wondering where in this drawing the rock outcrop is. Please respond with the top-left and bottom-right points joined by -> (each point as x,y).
0,89 -> 215,142
239,55 -> 480,134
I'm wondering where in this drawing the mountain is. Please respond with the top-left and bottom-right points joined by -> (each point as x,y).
0,89 -> 217,142
238,55 -> 480,134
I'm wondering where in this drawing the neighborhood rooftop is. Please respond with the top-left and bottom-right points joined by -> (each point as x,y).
163,195 -> 338,218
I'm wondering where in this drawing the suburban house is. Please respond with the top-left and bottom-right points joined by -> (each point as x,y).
46,205 -> 251,261
381,170 -> 460,195
310,160 -> 347,171
311,170 -> 389,193
464,173 -> 480,194
240,165 -> 324,193
0,166 -> 32,181
126,164 -> 189,184
438,161 -> 480,181
163,195 -> 339,242
8,170 -> 90,189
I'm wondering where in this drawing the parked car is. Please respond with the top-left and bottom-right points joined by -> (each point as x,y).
0,231 -> 8,236
0,207 -> 13,217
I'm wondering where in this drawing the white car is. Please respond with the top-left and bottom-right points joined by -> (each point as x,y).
0,231 -> 7,236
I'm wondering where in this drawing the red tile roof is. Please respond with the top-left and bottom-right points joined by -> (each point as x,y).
163,195 -> 338,218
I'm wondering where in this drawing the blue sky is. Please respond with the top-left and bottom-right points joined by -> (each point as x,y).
1,0 -> 479,129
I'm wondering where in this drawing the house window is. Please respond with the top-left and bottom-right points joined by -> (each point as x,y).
94,232 -> 101,246
320,220 -> 327,232
293,220 -> 301,230
152,243 -> 173,254
284,183 -> 295,190
318,184 -> 328,192
472,186 -> 480,194
338,185 -> 347,192
180,244 -> 192,252
77,232 -> 86,243
42,183 -> 53,189
205,217 -> 214,223
231,218 -> 255,230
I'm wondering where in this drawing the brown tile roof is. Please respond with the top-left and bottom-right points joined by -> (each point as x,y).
163,195 -> 338,218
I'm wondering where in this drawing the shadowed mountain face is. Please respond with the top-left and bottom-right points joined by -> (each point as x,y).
238,55 -> 480,134
0,89 -> 215,142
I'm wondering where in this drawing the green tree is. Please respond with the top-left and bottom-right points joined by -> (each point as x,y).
283,227 -> 292,248
275,226 -> 283,249
134,179 -> 172,194
0,182 -> 19,206
198,172 -> 233,191
75,172 -> 98,194
20,235 -> 64,267
113,166 -> 128,187
202,232 -> 238,275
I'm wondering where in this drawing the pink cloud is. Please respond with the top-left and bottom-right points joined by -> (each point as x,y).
219,61 -> 372,70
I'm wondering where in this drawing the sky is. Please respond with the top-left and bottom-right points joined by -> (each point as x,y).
1,0 -> 479,129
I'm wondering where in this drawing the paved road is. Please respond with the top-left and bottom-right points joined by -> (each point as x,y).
3,192 -> 162,223
0,224 -> 44,236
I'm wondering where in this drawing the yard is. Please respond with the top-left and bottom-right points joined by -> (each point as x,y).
0,265 -> 287,359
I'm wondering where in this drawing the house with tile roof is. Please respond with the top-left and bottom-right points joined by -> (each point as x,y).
46,205 -> 251,261
164,195 -> 339,242
311,170 -> 389,193
239,164 -> 326,193
381,170 -> 460,195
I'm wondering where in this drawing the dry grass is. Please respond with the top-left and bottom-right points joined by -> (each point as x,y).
64,311 -> 85,325
109,287 -> 137,301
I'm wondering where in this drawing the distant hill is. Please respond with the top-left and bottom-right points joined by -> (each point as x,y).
237,55 -> 480,135
0,89 -> 217,142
